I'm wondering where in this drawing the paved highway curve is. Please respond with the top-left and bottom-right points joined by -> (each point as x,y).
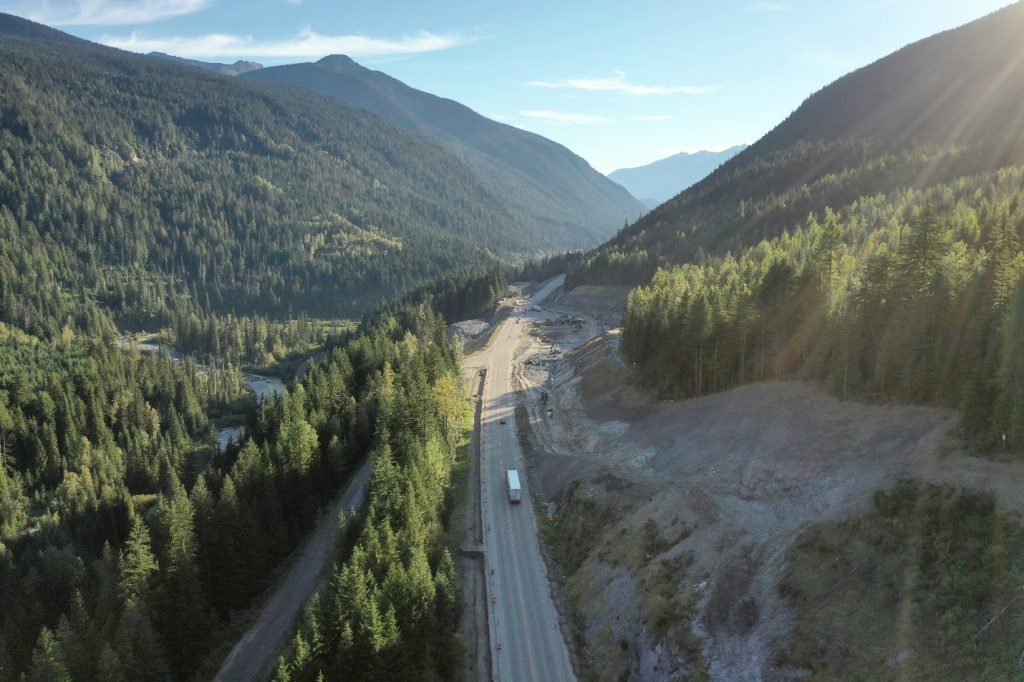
479,276 -> 576,682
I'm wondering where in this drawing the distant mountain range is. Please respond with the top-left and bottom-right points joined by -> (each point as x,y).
609,145 -> 747,208
149,51 -> 263,76
243,55 -> 645,245
572,1 -> 1024,285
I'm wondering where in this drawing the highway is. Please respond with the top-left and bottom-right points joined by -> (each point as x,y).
479,275 -> 576,682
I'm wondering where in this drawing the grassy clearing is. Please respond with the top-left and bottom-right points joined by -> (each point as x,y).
779,480 -> 1024,680
578,354 -> 632,401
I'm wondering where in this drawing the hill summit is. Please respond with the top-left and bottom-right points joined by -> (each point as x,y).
244,54 -> 645,247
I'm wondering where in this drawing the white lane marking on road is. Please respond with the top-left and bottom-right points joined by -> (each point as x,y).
506,482 -> 542,682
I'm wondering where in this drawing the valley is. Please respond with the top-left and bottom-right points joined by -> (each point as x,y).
1,3 -> 1024,681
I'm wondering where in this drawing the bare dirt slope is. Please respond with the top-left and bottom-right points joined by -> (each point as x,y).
515,285 -> 1024,681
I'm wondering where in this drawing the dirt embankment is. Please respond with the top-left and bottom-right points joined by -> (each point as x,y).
514,285 -> 1024,682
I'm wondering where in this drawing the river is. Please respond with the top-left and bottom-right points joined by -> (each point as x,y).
117,336 -> 286,451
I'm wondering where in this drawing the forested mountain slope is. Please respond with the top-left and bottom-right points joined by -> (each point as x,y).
572,1 -> 1024,286
613,3 -> 1024,450
244,55 -> 645,247
0,13 -> 531,327
0,295 -> 466,679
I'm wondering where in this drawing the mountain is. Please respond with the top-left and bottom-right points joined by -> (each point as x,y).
0,13 -> 543,326
571,2 -> 1024,286
0,11 -> 84,43
148,51 -> 263,76
608,145 -> 747,208
243,55 -> 645,246
598,2 -> 1024,450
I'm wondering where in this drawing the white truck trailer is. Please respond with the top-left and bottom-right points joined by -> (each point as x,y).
506,469 -> 522,504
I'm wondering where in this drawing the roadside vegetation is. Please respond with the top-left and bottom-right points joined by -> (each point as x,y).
779,481 -> 1024,678
540,479 -> 707,681
442,403 -> 476,556
270,308 -> 467,682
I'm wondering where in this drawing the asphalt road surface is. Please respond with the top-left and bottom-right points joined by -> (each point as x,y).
214,456 -> 374,682
480,276 -> 576,682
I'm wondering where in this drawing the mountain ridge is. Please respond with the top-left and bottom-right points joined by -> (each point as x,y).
609,145 -> 747,208
148,51 -> 264,76
243,54 -> 645,247
571,1 -> 1024,286
0,12 -> 538,322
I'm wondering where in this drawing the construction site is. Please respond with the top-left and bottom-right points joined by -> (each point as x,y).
496,282 -> 1024,681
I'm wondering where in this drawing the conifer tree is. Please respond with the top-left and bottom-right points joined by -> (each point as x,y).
121,515 -> 158,599
26,628 -> 70,682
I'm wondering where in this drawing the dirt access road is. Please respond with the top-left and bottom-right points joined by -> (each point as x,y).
472,275 -> 576,682
214,456 -> 374,682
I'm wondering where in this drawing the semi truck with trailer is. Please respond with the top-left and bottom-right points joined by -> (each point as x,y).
506,469 -> 522,504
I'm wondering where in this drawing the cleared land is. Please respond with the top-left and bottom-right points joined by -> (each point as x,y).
515,285 -> 1024,681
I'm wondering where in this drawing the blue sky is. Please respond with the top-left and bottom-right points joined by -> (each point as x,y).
3,0 -> 1015,172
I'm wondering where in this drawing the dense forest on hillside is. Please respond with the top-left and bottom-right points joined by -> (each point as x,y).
570,140 -> 1021,287
570,2 -> 1024,288
271,311 -> 466,682
623,165 -> 1024,449
0,15 -> 532,331
0,299 -> 463,680
374,266 -> 507,325
0,22 -> 518,674
0,328 -> 247,677
510,251 -> 585,284
163,311 -> 353,370
245,56 -> 644,248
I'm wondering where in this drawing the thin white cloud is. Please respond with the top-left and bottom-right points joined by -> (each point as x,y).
100,28 -> 476,59
750,1 -> 792,11
518,110 -> 611,125
529,70 -> 714,96
632,115 -> 673,122
24,0 -> 210,26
